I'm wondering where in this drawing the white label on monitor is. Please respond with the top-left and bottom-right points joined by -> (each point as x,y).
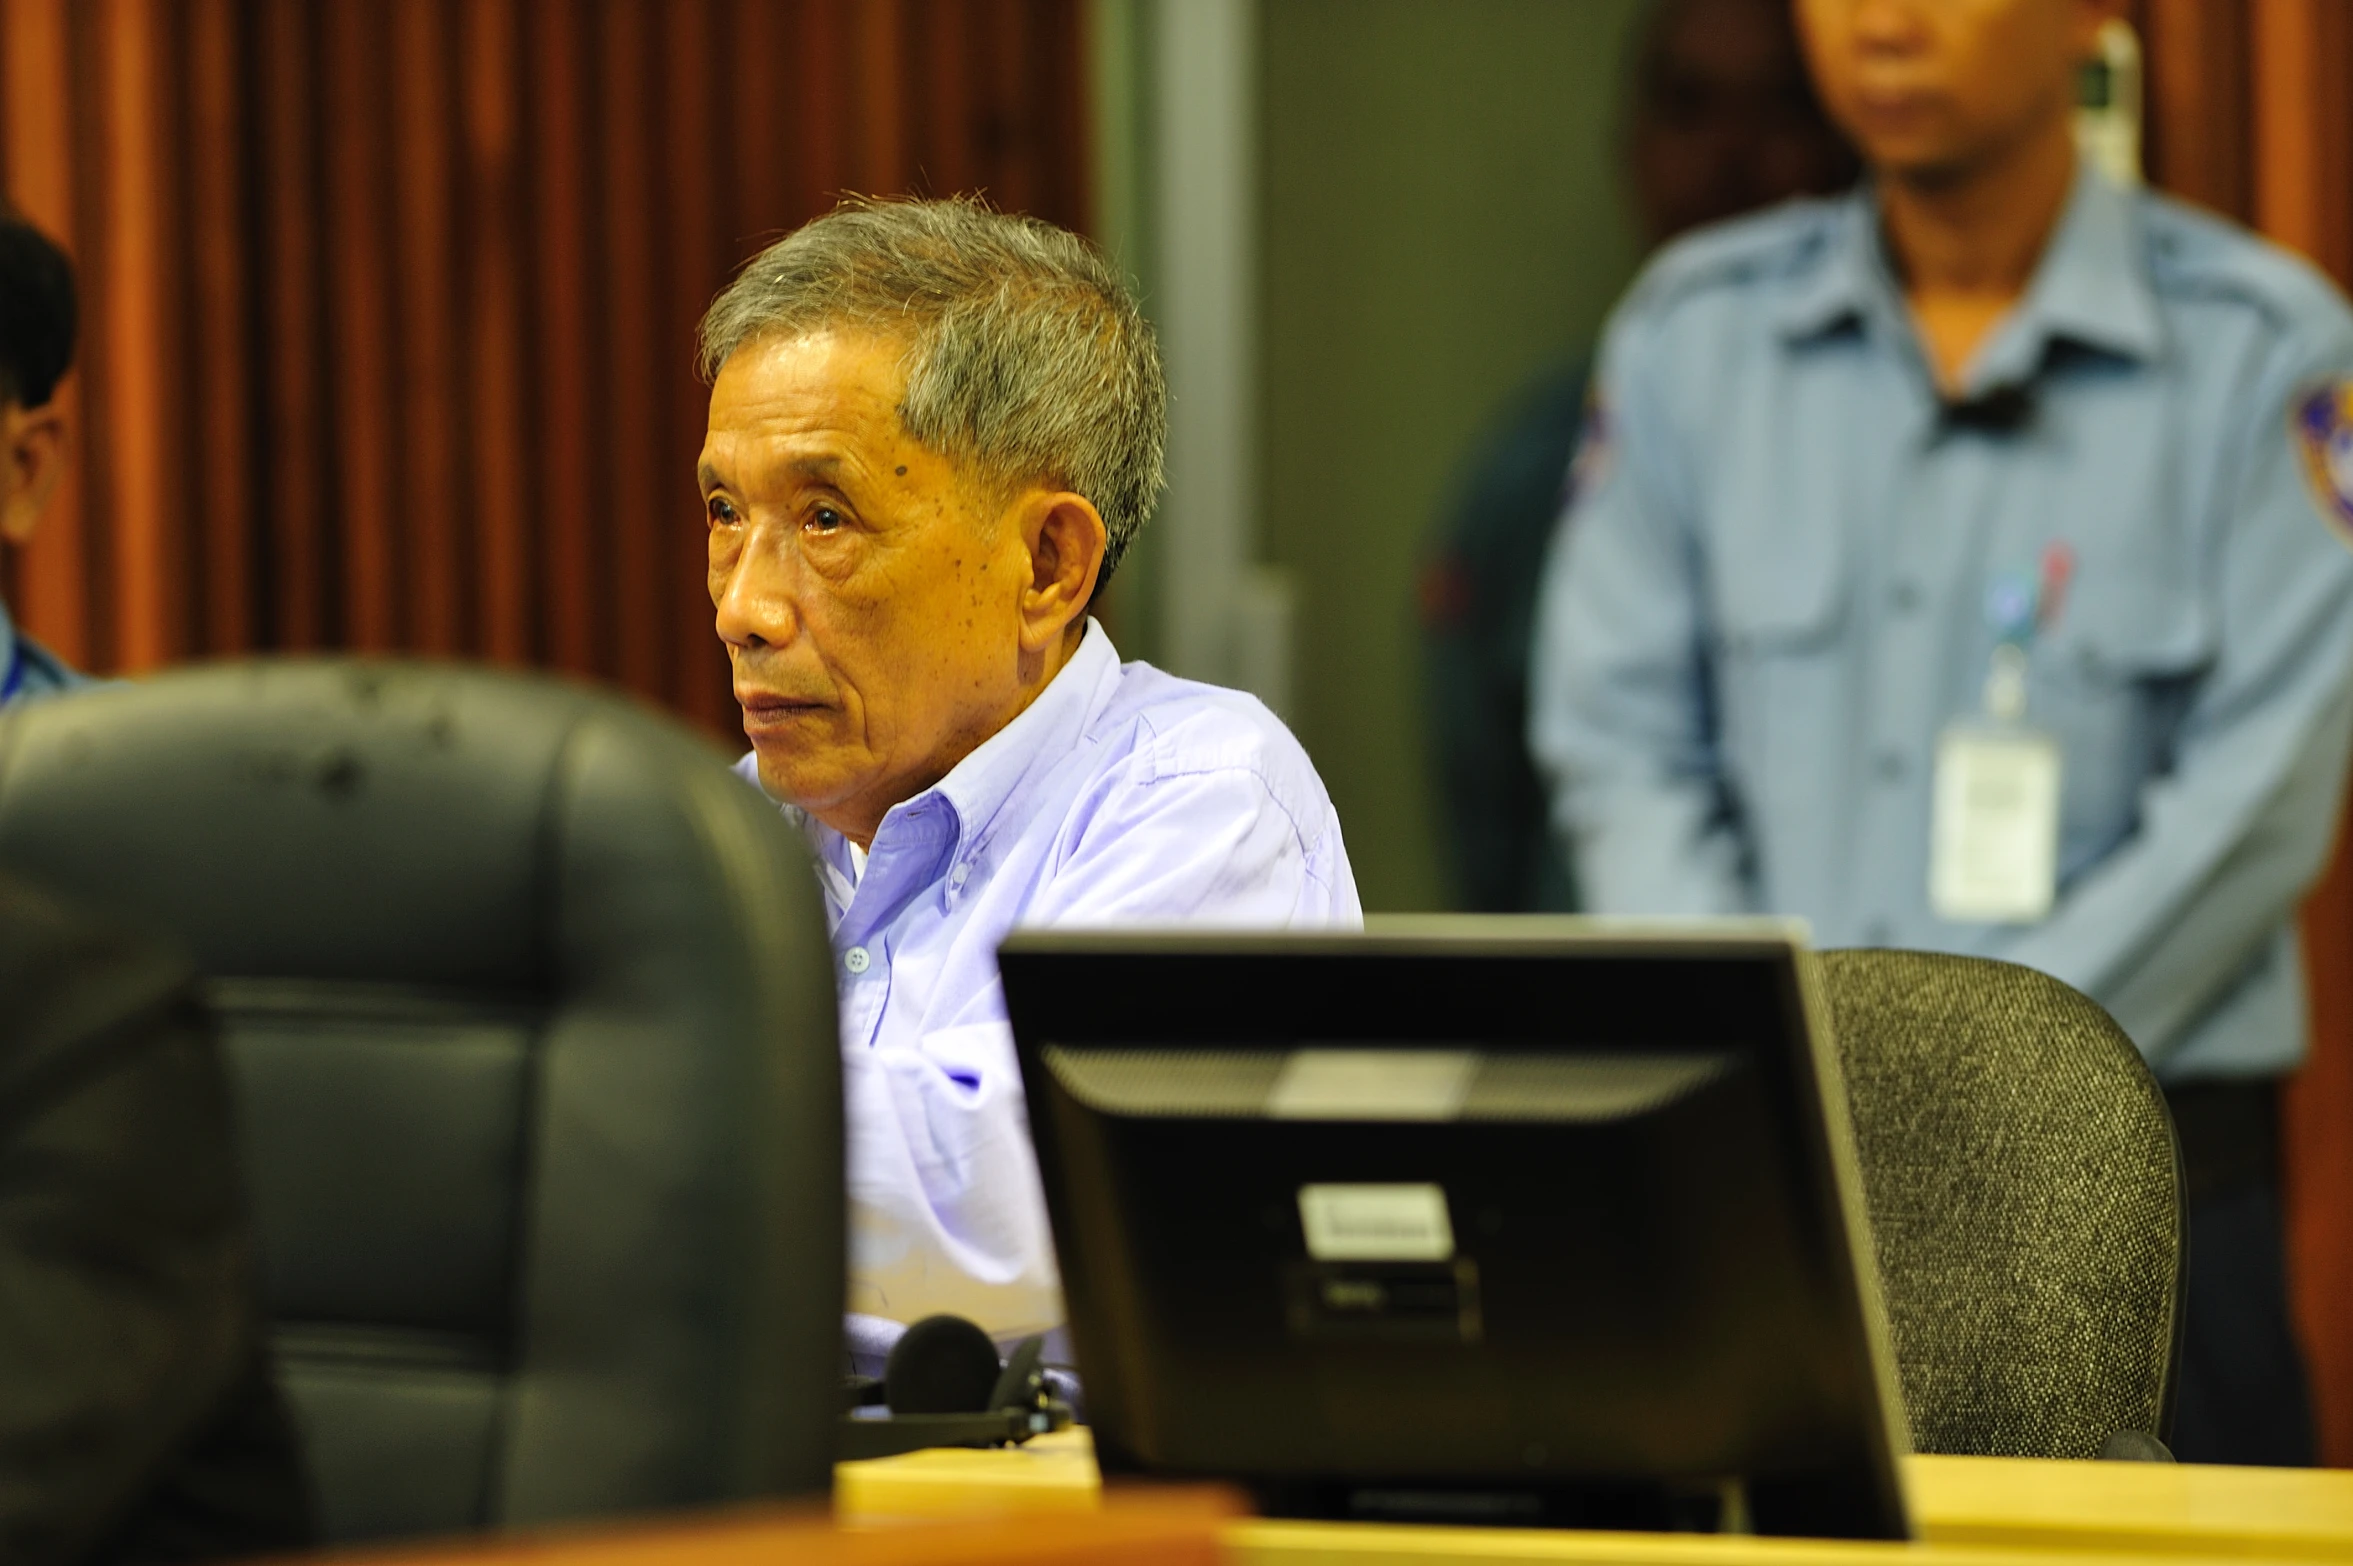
1268,1050 -> 1475,1120
1298,1183 -> 1456,1261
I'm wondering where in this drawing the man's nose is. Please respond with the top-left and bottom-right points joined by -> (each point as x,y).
1848,0 -> 1928,53
712,525 -> 800,650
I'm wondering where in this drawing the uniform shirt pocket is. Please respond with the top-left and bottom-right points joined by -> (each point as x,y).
1705,511 -> 1851,849
2034,575 -> 2212,877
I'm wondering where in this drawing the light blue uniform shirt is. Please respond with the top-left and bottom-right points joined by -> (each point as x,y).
1532,165 -> 2353,1084
0,595 -> 85,707
736,619 -> 1360,1336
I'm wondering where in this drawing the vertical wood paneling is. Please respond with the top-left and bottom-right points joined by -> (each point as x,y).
791,3 -> 852,220
2251,0 -> 2326,262
391,0 -> 464,653
855,2 -> 908,197
2140,0 -> 2250,223
663,0 -> 732,730
527,0 -> 601,676
985,0 -> 1038,216
187,0 -> 252,653
254,0 -> 327,649
462,0 -> 529,665
321,0 -> 401,650
0,0 -> 89,665
0,0 -> 1090,711
597,0 -> 667,699
916,0 -> 976,197
93,0 -> 178,670
729,0 -> 791,253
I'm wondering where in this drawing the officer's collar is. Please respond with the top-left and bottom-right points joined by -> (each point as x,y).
1775,159 -> 2166,380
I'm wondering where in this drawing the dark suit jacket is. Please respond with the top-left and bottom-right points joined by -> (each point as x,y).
0,875 -> 312,1563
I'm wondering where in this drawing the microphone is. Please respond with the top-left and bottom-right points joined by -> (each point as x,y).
838,1314 -> 1074,1460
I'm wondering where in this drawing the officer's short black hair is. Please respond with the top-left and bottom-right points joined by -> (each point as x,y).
0,211 -> 77,410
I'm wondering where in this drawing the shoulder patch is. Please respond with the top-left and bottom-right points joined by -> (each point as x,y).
2294,379 -> 2353,541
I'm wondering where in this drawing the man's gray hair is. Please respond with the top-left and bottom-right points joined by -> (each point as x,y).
697,196 -> 1167,584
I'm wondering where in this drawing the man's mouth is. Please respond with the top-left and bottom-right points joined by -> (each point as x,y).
736,688 -> 831,731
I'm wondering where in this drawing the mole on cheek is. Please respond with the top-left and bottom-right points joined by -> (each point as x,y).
895,465 -> 908,476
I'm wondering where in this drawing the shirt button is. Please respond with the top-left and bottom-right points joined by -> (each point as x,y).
1890,581 -> 1923,612
1873,750 -> 1907,783
843,945 -> 872,976
1863,919 -> 1894,945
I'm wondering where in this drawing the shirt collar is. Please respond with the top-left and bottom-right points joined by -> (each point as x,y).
814,617 -> 1121,882
927,616 -> 1120,862
1775,162 -> 2164,383
1773,188 -> 1882,344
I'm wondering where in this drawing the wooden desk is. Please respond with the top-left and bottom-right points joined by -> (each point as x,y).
836,1431 -> 2353,1561
277,1432 -> 2353,1565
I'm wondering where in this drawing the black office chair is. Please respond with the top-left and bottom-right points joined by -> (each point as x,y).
1819,948 -> 2181,1461
0,660 -> 842,1544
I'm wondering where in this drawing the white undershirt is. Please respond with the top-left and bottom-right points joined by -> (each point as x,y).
849,842 -> 868,885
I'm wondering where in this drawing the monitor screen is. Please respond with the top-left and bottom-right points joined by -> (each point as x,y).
999,919 -> 1911,1539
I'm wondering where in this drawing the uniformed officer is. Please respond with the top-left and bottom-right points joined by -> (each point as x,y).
1531,0 -> 2353,1464
0,209 -> 84,708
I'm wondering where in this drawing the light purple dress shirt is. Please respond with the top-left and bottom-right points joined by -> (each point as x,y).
734,620 -> 1361,1338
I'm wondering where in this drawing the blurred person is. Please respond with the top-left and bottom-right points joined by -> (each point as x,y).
697,198 -> 1360,1354
0,211 -> 85,707
1532,0 -> 2353,1464
1420,0 -> 1856,912
0,873 -> 312,1563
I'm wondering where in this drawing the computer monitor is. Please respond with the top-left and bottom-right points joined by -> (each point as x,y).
998,919 -> 1911,1539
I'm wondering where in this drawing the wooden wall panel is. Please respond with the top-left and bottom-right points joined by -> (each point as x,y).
525,0 -> 598,677
460,0 -> 528,665
255,0 -> 328,651
2140,0 -> 2353,1469
188,0 -> 253,655
0,0 -> 1089,721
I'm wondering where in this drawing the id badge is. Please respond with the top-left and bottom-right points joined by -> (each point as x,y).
1930,723 -> 2061,924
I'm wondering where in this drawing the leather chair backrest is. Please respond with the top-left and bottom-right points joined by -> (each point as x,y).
0,661 -> 841,1543
1819,948 -> 2181,1459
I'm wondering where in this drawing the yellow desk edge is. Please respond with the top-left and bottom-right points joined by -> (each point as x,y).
835,1430 -> 2353,1560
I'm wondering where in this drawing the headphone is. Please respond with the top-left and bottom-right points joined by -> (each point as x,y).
839,1314 -> 1075,1460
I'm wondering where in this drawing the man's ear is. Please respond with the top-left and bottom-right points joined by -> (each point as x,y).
0,402 -> 67,548
1017,490 -> 1107,653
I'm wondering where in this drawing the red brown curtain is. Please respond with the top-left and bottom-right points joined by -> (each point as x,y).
2139,0 -> 2353,1466
0,0 -> 1088,732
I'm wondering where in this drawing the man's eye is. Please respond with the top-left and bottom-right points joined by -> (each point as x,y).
706,495 -> 739,526
809,505 -> 845,533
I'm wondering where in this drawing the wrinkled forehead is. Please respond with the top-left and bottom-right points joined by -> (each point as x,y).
700,329 -> 918,481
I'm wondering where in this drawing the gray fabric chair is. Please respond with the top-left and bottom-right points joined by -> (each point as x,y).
1819,948 -> 2181,1460
0,661 -> 842,1544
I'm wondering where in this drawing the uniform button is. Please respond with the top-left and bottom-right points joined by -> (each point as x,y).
843,945 -> 872,975
1873,750 -> 1907,783
1890,581 -> 1923,612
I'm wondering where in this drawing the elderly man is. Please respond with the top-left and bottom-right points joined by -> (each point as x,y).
696,198 -> 1360,1347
